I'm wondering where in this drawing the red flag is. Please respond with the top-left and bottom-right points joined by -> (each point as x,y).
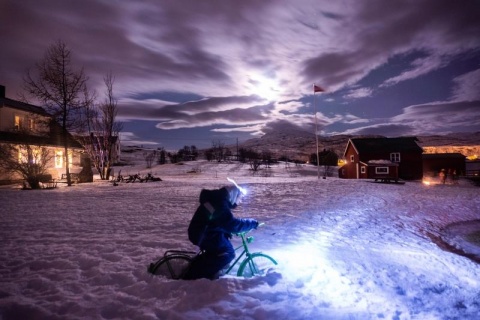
313,84 -> 324,93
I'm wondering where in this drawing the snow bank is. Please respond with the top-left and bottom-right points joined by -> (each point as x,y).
1,160 -> 479,319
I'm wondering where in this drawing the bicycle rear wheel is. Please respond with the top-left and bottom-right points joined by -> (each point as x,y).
149,254 -> 192,279
237,253 -> 277,278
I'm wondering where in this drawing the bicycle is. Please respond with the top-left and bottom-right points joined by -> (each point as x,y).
147,226 -> 277,279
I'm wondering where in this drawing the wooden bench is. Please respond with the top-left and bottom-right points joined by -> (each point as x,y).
38,174 -> 57,189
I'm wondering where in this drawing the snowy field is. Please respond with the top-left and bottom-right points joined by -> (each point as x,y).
1,160 -> 480,320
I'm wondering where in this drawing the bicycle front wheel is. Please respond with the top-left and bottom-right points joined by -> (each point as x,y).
150,255 -> 192,279
237,253 -> 277,278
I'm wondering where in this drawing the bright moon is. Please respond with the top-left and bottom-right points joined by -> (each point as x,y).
248,74 -> 279,101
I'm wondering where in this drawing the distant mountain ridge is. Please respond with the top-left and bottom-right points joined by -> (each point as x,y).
237,130 -> 480,161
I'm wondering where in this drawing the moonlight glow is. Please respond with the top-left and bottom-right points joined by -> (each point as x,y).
248,74 -> 279,102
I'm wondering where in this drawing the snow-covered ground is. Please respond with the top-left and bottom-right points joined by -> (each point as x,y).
1,160 -> 480,319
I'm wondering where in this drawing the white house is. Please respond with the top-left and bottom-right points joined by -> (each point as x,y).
0,85 -> 85,184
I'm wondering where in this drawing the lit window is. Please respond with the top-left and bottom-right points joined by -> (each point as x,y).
14,115 -> 20,130
55,150 -> 73,168
17,148 -> 24,163
390,153 -> 400,162
32,148 -> 40,164
55,150 -> 63,168
17,146 -> 41,164
68,151 -> 73,168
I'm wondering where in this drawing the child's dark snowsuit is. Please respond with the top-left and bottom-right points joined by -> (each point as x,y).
184,186 -> 258,280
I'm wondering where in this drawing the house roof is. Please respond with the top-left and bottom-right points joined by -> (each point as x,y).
347,137 -> 423,156
0,95 -> 82,149
0,96 -> 50,116
0,131 -> 83,149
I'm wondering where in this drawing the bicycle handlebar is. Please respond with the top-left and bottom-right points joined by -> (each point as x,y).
233,222 -> 264,237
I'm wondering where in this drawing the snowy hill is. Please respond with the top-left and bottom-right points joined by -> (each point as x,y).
121,131 -> 478,163
236,131 -> 480,161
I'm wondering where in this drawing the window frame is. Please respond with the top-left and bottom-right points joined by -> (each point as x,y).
390,152 -> 401,163
375,167 -> 389,174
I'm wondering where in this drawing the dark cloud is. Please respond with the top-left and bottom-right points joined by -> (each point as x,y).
451,68 -> 480,102
342,124 -> 414,137
118,95 -> 266,118
342,100 -> 480,137
261,119 -> 310,134
118,95 -> 273,130
1,0 -> 479,148
156,105 -> 271,130
392,101 -> 480,132
302,0 -> 480,89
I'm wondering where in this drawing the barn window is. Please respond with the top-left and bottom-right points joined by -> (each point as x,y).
350,155 -> 354,162
361,167 -> 366,174
375,167 -> 389,174
390,153 -> 400,162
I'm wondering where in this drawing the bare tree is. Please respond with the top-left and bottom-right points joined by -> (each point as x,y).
0,131 -> 54,189
310,149 -> 338,178
249,158 -> 263,174
23,40 -> 91,186
156,147 -> 167,164
82,73 -> 123,180
143,150 -> 156,169
211,140 -> 226,162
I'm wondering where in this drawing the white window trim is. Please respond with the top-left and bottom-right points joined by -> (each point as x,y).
375,167 -> 389,174
390,152 -> 401,163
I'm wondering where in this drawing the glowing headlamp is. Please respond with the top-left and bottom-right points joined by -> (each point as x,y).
227,177 -> 248,196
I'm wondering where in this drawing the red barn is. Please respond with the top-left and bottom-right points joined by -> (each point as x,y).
338,137 -> 423,181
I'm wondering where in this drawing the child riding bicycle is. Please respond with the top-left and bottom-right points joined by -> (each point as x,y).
184,183 -> 259,280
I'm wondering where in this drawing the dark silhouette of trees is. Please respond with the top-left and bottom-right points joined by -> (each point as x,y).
209,140 -> 229,162
23,40 -> 91,186
157,147 -> 167,165
82,73 -> 123,180
178,145 -> 198,161
143,150 -> 156,168
310,149 -> 338,178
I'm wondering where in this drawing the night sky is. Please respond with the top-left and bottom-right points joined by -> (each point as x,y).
1,0 -> 479,150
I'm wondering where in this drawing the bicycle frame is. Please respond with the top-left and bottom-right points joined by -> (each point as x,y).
149,228 -> 277,279
225,232 -> 254,275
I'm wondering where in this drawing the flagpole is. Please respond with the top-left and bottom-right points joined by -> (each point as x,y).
313,84 -> 320,179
